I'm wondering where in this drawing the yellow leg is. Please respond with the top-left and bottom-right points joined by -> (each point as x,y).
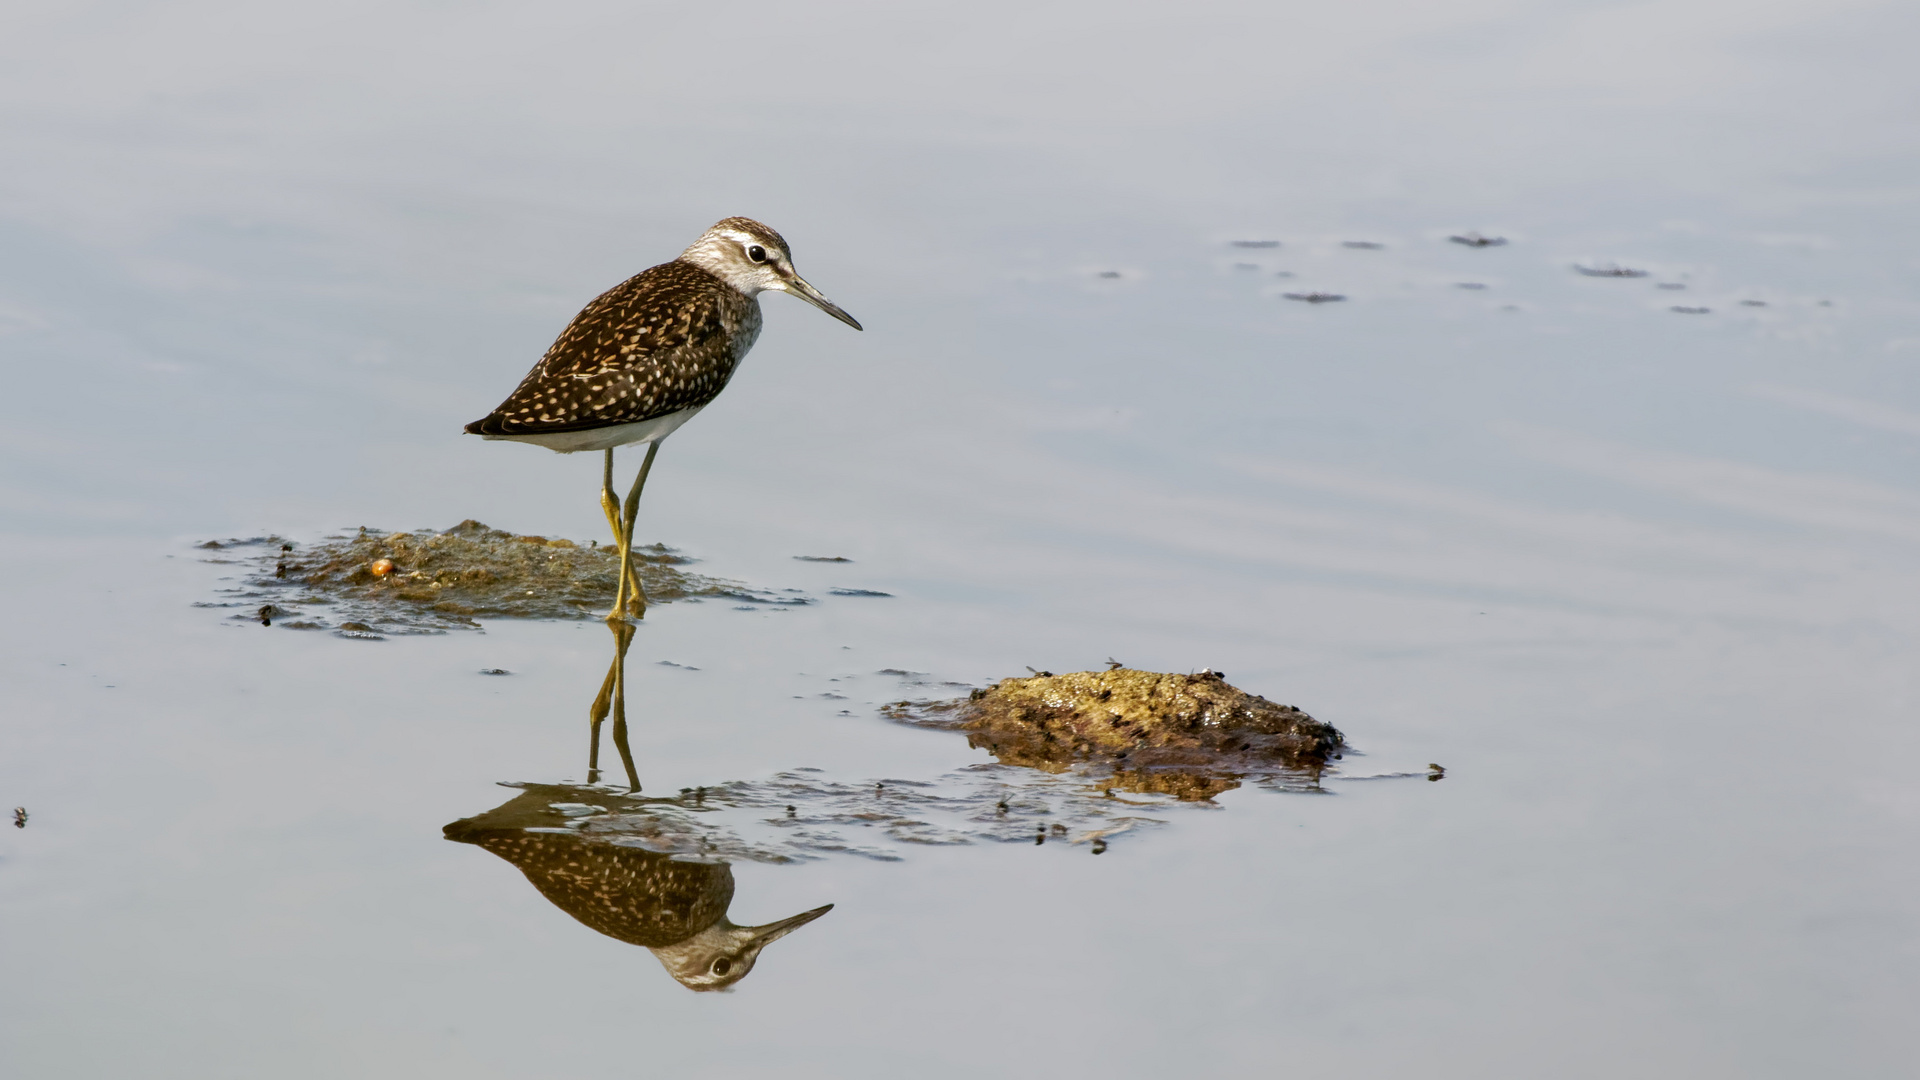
616,442 -> 661,620
600,449 -> 632,620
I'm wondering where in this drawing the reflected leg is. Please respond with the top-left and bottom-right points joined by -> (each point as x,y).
589,619 -> 639,787
587,651 -> 619,782
608,619 -> 640,791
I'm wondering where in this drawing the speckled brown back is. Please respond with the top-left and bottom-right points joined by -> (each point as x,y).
465,260 -> 761,437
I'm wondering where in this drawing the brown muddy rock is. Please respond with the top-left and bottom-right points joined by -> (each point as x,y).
889,668 -> 1344,800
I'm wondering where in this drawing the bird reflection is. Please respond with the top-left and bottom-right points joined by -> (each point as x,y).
445,784 -> 832,991
451,623 -> 830,989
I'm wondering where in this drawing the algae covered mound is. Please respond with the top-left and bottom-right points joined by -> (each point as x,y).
887,668 -> 1345,800
199,520 -> 804,636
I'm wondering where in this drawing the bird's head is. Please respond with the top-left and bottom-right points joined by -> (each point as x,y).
647,903 -> 834,991
680,217 -> 862,330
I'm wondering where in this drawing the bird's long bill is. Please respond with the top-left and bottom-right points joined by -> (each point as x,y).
784,275 -> 863,330
749,903 -> 835,946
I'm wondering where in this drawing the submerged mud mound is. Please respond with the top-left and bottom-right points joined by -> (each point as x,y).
889,668 -> 1345,800
197,520 -> 804,636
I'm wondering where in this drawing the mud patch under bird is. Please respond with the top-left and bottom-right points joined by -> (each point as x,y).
194,520 -> 807,636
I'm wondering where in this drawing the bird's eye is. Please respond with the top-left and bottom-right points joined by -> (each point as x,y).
746,245 -> 767,263
710,958 -> 733,976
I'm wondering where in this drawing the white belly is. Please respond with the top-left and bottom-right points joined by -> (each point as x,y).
482,406 -> 706,453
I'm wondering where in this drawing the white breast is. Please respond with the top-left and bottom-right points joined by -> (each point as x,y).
482,405 -> 707,454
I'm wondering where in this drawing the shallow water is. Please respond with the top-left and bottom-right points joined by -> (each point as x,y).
4,2 -> 1919,1077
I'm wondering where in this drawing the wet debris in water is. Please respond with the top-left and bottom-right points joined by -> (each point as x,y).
886,667 -> 1345,801
1670,305 -> 1711,315
1573,262 -> 1649,278
491,647 -> 1249,863
465,768 -> 1174,868
479,668 -> 512,676
1334,764 -> 1453,783
1449,232 -> 1507,247
1091,838 -> 1107,854
196,521 -> 804,637
12,807 -> 25,828
1284,292 -> 1347,304
793,555 -> 853,562
829,588 -> 892,597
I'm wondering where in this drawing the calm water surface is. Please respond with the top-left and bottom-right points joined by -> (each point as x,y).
3,2 -> 1917,1077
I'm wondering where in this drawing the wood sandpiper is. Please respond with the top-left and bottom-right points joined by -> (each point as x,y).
465,217 -> 861,620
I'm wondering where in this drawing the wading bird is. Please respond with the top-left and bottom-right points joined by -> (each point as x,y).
466,217 -> 861,620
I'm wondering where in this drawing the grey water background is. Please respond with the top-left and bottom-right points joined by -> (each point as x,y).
3,1 -> 1917,1076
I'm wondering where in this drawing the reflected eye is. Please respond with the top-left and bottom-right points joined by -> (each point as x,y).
710,957 -> 733,976
746,245 -> 767,263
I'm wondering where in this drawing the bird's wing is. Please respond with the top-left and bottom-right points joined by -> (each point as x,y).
467,262 -> 744,436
